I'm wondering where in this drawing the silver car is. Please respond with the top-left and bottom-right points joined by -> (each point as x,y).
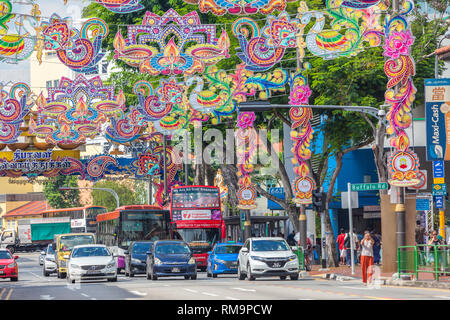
237,237 -> 299,281
66,244 -> 117,283
43,244 -> 57,276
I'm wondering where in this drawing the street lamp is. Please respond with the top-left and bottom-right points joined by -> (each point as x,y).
435,31 -> 450,78
59,186 -> 120,209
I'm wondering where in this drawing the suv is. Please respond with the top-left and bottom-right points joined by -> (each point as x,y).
237,237 -> 299,281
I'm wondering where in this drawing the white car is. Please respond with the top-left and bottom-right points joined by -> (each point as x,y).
237,237 -> 299,281
43,244 -> 57,276
66,244 -> 117,283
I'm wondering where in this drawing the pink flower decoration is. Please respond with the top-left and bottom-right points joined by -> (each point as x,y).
289,85 -> 312,105
237,112 -> 256,129
383,30 -> 414,60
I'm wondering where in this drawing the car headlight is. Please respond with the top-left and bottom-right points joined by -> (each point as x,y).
188,257 -> 196,265
154,258 -> 162,265
107,260 -> 116,269
7,262 -> 16,268
250,256 -> 264,261
70,264 -> 80,269
288,255 -> 298,261
131,258 -> 141,264
45,256 -> 55,262
214,258 -> 226,265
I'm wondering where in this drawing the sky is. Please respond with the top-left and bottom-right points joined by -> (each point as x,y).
0,0 -> 87,84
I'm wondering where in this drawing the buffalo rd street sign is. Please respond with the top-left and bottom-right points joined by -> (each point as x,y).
350,182 -> 388,191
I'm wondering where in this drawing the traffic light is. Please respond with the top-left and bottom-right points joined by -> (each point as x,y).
312,190 -> 326,212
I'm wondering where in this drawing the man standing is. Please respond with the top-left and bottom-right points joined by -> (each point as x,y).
415,220 -> 426,246
287,231 -> 296,246
337,228 -> 346,266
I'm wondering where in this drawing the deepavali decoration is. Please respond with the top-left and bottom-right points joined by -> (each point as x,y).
83,155 -> 118,182
105,106 -> 147,145
214,169 -> 228,209
0,2 -> 42,63
93,0 -> 144,14
236,112 -> 258,210
29,75 -> 124,149
0,82 -> 33,144
383,0 -> 420,187
113,9 -> 230,76
289,67 -> 316,204
41,14 -> 109,73
183,0 -> 294,15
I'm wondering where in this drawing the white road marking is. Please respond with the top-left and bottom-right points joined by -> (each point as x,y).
226,296 -> 240,300
341,286 -> 370,290
202,292 -> 218,297
29,271 -> 44,280
130,290 -> 147,296
184,288 -> 198,293
90,298 -> 97,300
233,287 -> 256,292
434,296 -> 450,299
40,295 -> 55,300
81,293 -> 90,298
298,298 -> 313,300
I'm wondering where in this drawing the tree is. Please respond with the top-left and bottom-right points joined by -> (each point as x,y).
43,176 -> 80,209
92,180 -> 137,211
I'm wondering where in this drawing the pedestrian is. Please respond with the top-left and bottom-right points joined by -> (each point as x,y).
372,231 -> 381,265
427,230 -> 445,265
415,220 -> 427,246
360,231 -> 374,286
336,228 -> 346,266
287,231 -> 296,246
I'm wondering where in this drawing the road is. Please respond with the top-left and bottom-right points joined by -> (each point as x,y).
2,252 -> 450,300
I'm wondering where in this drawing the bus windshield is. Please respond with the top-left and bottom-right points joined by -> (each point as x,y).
59,235 -> 95,251
172,187 -> 220,209
176,228 -> 219,254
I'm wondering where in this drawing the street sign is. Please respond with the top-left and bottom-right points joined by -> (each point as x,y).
432,183 -> 447,196
408,170 -> 427,190
433,160 -> 445,178
341,191 -> 359,209
350,182 -> 388,191
416,198 -> 431,211
435,196 -> 444,209
267,187 -> 284,210
434,178 -> 445,184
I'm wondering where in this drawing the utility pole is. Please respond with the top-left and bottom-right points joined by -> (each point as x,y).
163,134 -> 167,200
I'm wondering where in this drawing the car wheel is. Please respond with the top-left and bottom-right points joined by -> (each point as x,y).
184,275 -> 190,280
247,264 -> 255,281
57,270 -> 61,279
10,277 -> 18,282
191,274 -> 197,280
280,276 -> 287,280
60,272 -> 66,279
212,273 -> 217,278
43,269 -> 49,277
290,274 -> 299,280
238,263 -> 246,280
108,276 -> 117,282
129,272 -> 134,277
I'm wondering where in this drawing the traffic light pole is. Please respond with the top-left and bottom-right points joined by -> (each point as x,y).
299,205 -> 307,250
347,183 -> 355,275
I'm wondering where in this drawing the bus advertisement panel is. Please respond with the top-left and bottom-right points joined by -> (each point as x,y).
171,186 -> 224,270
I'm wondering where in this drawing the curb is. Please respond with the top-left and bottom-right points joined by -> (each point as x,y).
386,279 -> 450,290
318,273 -> 359,281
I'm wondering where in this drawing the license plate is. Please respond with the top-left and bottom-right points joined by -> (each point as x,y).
172,268 -> 180,273
86,270 -> 101,274
272,263 -> 281,268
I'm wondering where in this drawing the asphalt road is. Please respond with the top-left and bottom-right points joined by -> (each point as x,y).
2,252 -> 450,300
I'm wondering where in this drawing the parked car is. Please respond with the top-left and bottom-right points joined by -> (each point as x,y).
39,250 -> 45,266
66,244 -> 117,283
207,241 -> 243,278
43,244 -> 57,277
237,237 -> 299,281
146,240 -> 197,280
0,248 -> 19,281
124,241 -> 153,277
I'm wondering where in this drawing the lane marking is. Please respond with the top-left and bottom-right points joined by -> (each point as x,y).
0,288 -> 6,300
233,287 -> 256,292
202,292 -> 218,297
81,293 -> 90,298
130,290 -> 147,296
5,288 -> 13,300
434,295 -> 450,299
40,295 -> 55,300
226,296 -> 239,300
90,298 -> 97,300
383,285 -> 450,293
183,288 -> 198,293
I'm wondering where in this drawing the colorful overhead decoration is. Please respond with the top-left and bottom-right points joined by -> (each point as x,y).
94,0 -> 144,13
41,14 -> 109,73
183,0 -> 294,15
236,112 -> 258,210
113,9 -> 230,76
0,2 -> 42,63
289,68 -> 316,205
214,169 -> 228,208
29,75 -> 124,149
383,0 -> 419,187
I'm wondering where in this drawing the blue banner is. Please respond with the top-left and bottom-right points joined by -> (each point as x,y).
267,187 -> 285,210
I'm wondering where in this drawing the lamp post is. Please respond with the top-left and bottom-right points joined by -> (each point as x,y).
435,31 -> 450,78
59,186 -> 120,209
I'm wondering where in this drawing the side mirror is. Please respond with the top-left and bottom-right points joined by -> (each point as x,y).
241,248 -> 249,253
14,256 -> 19,260
124,250 -> 129,255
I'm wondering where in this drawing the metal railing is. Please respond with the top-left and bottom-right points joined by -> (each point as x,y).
292,246 -> 305,271
398,245 -> 450,281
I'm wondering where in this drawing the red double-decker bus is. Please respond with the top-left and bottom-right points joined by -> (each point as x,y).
170,186 -> 225,270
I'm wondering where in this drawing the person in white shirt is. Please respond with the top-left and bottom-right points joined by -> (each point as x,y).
360,231 -> 374,285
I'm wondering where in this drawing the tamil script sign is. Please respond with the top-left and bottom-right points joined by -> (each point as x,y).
425,78 -> 450,161
350,183 -> 388,191
0,150 -> 77,172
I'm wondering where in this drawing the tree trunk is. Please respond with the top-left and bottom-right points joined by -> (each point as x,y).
372,121 -> 388,195
220,164 -> 240,215
194,163 -> 205,185
205,164 -> 216,186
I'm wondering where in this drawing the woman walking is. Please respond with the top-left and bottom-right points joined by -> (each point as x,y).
360,231 -> 374,285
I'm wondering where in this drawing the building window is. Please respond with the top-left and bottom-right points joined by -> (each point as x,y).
46,81 -> 52,89
53,80 -> 59,87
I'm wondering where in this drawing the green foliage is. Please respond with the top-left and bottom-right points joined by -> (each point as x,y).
43,176 -> 81,209
91,180 -> 137,211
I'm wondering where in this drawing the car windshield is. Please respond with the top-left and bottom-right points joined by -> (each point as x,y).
155,243 -> 190,255
133,242 -> 152,254
72,247 -> 111,258
0,251 -> 12,259
215,245 -> 242,254
60,235 -> 95,251
252,240 -> 290,252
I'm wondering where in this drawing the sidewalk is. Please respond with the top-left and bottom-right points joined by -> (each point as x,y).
309,263 -> 393,281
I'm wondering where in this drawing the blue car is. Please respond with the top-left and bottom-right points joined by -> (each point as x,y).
146,240 -> 197,280
207,241 -> 243,278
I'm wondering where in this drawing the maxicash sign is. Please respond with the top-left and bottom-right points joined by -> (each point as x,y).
425,79 -> 450,161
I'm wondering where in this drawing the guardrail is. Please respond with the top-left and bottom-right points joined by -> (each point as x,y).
292,246 -> 305,271
398,245 -> 450,281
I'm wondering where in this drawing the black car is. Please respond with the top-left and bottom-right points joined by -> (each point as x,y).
124,241 -> 153,277
146,240 -> 197,280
